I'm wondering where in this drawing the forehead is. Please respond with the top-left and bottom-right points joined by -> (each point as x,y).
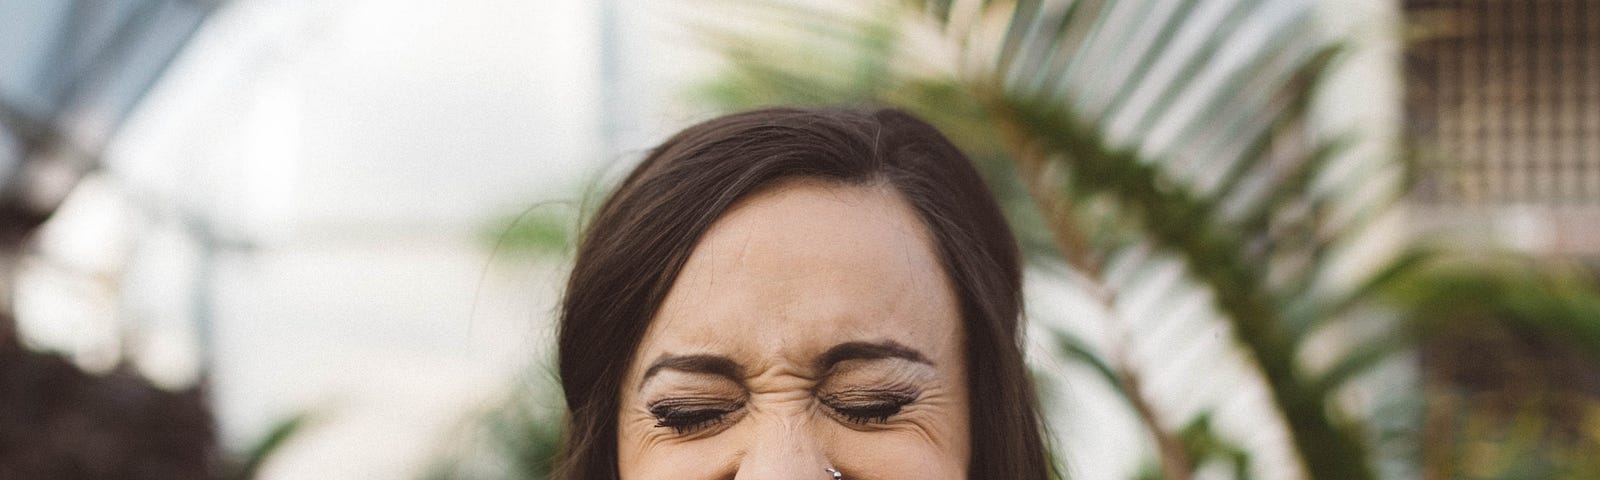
640,179 -> 962,368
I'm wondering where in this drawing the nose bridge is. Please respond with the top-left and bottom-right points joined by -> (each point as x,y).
735,410 -> 829,480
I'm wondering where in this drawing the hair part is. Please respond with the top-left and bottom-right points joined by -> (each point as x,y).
555,107 -> 1052,479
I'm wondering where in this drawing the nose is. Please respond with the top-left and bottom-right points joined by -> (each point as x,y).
732,414 -> 831,480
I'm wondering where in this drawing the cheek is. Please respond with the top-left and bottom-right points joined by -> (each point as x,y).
617,431 -> 738,480
829,413 -> 971,478
846,378 -> 971,477
618,418 -> 971,480
833,434 -> 969,479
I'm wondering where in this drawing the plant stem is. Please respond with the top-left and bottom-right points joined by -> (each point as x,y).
983,90 -> 1376,480
989,88 -> 1196,479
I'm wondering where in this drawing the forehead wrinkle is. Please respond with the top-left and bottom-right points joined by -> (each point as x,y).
640,180 -> 957,385
731,229 -> 754,270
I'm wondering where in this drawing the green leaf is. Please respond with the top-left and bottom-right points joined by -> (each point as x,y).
1050,328 -> 1129,400
227,411 -> 316,480
483,207 -> 576,257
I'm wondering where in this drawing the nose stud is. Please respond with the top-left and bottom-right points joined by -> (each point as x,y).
825,467 -> 842,479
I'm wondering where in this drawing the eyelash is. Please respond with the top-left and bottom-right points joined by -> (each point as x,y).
648,390 -> 918,434
650,402 -> 743,435
821,391 -> 917,425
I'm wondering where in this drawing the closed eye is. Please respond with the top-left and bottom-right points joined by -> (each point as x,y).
649,400 -> 744,435
819,389 -> 918,425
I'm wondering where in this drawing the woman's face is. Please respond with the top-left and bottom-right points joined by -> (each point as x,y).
617,180 -> 971,479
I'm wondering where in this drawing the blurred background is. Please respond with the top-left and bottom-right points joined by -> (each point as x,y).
0,0 -> 1596,479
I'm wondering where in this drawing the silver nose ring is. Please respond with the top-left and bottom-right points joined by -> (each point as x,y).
825,467 -> 842,479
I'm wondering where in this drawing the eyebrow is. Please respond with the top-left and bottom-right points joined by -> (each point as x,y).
815,340 -> 933,372
641,354 -> 745,388
638,340 -> 933,389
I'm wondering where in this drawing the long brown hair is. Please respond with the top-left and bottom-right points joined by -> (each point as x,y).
556,107 -> 1051,479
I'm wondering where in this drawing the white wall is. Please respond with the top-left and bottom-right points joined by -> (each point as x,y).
82,0 -> 624,477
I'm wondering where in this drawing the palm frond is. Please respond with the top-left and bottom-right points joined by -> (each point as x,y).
226,411 -> 317,480
695,0 -> 1427,478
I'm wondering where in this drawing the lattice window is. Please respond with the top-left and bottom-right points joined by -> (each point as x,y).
1405,0 -> 1600,205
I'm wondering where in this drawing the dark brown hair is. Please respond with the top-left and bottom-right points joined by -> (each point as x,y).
556,107 -> 1051,479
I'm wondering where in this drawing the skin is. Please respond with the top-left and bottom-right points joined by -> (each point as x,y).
617,179 -> 971,479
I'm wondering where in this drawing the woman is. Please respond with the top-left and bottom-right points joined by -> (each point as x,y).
556,107 -> 1052,479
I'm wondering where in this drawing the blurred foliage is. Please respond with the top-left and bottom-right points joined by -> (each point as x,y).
1134,413 -> 1254,480
687,0 -> 1600,479
481,207 -> 579,258
1427,393 -> 1600,480
442,1 -> 1600,479
1392,258 -> 1600,359
694,0 -> 1394,478
421,370 -> 564,480
437,202 -> 581,480
1394,258 -> 1600,479
224,411 -> 318,480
